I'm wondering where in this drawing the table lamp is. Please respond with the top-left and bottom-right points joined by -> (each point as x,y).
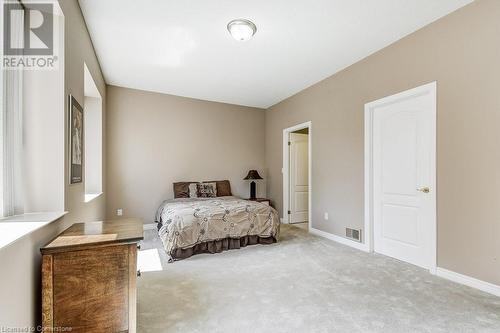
243,170 -> 263,199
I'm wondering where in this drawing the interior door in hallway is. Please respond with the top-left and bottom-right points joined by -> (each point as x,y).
289,133 -> 309,223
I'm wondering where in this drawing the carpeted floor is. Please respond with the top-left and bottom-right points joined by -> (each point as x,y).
137,224 -> 500,333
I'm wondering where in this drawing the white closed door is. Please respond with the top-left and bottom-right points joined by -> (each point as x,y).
289,133 -> 309,223
372,86 -> 436,269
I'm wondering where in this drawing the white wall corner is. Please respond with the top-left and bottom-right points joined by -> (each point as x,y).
436,267 -> 500,298
309,227 -> 370,253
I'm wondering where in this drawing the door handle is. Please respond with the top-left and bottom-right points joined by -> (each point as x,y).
417,187 -> 430,193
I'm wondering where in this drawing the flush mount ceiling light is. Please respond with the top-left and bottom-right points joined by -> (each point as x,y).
227,19 -> 257,41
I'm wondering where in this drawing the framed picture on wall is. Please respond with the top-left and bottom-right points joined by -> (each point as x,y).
69,95 -> 84,184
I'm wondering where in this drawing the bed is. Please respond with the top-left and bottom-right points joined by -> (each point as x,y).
155,181 -> 280,261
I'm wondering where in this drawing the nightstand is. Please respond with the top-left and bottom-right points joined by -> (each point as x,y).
247,198 -> 272,206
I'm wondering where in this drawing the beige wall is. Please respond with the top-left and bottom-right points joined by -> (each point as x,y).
0,216 -> 70,328
266,0 -> 500,285
0,1 -> 107,327
106,86 -> 266,223
63,0 -> 107,222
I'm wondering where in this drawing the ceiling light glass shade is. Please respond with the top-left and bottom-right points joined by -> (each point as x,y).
227,19 -> 257,41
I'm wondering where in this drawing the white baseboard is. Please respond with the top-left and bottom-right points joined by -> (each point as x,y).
436,267 -> 500,297
143,223 -> 156,231
309,227 -> 370,252
280,218 -> 288,224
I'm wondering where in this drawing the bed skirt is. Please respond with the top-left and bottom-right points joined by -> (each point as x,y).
167,234 -> 277,262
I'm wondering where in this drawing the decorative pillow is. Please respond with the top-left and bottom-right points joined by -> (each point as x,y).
204,180 -> 232,197
196,183 -> 217,198
188,183 -> 199,198
173,182 -> 197,198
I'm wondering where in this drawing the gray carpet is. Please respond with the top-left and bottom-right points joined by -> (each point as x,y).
137,224 -> 500,333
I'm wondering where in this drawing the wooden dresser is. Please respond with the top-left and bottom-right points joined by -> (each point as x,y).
40,218 -> 144,333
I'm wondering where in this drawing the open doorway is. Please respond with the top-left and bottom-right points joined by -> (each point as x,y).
283,122 -> 312,230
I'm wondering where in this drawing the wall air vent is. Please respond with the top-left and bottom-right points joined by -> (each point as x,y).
346,228 -> 361,242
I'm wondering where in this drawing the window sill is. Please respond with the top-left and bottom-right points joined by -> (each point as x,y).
0,212 -> 67,249
85,192 -> 103,203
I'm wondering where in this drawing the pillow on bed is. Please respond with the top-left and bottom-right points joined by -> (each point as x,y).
203,180 -> 232,196
188,183 -> 199,198
173,182 -> 197,198
197,183 -> 217,198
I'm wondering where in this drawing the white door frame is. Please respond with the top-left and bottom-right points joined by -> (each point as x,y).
283,121 -> 312,229
364,82 -> 437,274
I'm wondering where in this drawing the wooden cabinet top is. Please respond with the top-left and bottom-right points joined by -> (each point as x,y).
41,218 -> 144,254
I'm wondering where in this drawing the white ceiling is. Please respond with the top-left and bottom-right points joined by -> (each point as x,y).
79,0 -> 472,108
